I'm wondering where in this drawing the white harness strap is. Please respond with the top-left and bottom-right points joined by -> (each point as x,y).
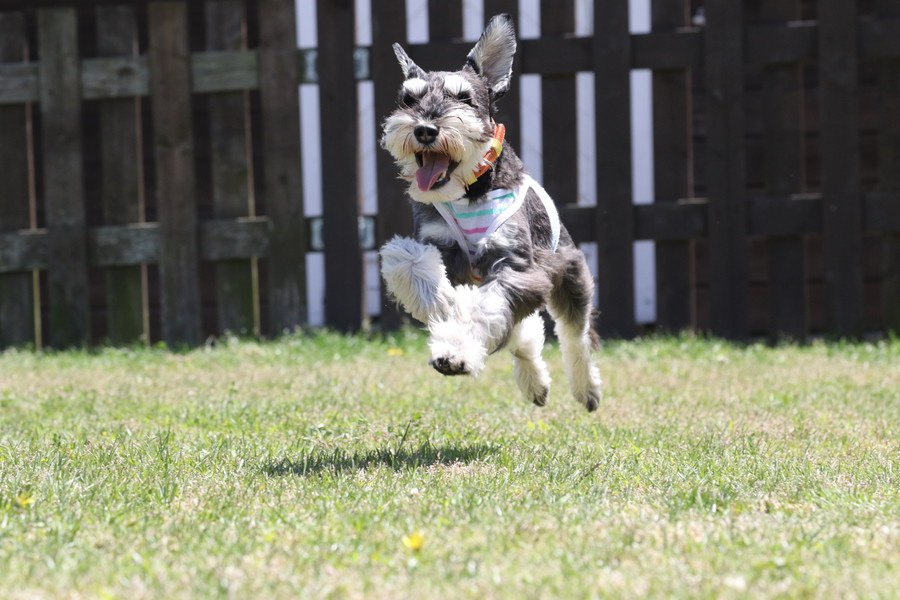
433,174 -> 560,267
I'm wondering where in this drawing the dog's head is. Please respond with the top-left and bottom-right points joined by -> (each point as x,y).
381,14 -> 517,204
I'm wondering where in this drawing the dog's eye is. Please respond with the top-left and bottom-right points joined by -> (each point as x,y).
401,92 -> 419,108
456,90 -> 473,106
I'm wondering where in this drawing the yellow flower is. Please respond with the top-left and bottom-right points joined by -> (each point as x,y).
387,348 -> 404,357
15,493 -> 34,508
402,531 -> 424,551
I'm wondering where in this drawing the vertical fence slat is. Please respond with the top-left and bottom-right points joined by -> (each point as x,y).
317,0 -> 362,332
818,0 -> 863,338
877,0 -> 900,333
704,0 -> 749,339
372,0 -> 410,330
539,1 -> 577,204
259,0 -> 306,335
484,0 -> 521,151
148,2 -> 203,346
206,0 -> 256,336
0,12 -> 34,347
652,0 -> 694,332
761,0 -> 806,340
427,0 -> 463,41
594,0 -> 635,338
38,8 -> 90,347
96,5 -> 145,345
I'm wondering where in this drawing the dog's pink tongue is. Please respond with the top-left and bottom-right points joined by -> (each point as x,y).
416,153 -> 451,192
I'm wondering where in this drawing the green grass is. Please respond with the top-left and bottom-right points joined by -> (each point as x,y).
0,332 -> 897,598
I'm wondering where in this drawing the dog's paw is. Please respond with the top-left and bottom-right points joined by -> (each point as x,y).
427,315 -> 487,377
429,355 -> 470,376
532,386 -> 549,407
582,388 -> 601,412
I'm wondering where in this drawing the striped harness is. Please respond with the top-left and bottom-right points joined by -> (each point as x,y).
433,174 -> 561,280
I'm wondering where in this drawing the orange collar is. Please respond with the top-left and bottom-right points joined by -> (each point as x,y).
465,122 -> 505,186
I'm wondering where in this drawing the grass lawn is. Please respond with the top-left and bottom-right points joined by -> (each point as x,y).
0,332 -> 897,598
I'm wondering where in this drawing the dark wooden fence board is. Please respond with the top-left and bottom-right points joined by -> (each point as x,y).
877,1 -> 900,333
372,0 -> 410,330
704,0 -> 750,339
0,11 -> 34,347
148,2 -> 202,346
539,2 -> 577,205
484,0 -> 521,156
860,17 -> 900,60
317,0 -> 362,332
819,0 -> 864,337
96,5 -> 145,345
632,30 -> 701,70
259,0 -> 306,335
594,0 -> 635,338
38,8 -> 90,347
762,0 -> 806,340
652,0 -> 694,332
206,0 -> 256,336
428,0 -> 462,41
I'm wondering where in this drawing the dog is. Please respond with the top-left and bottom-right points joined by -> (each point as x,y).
378,14 -> 602,412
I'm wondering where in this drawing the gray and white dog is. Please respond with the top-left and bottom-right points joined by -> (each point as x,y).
379,14 -> 602,411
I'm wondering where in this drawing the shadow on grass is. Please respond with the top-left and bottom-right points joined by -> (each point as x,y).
262,442 -> 498,476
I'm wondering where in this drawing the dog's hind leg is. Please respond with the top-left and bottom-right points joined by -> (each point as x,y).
547,250 -> 602,412
508,311 -> 551,406
379,236 -> 455,324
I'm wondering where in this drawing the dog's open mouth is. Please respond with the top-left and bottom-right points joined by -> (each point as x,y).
415,152 -> 459,192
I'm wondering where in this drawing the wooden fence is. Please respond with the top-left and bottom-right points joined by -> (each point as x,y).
1,0 -> 899,348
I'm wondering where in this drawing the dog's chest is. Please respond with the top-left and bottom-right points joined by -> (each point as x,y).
431,188 -> 523,262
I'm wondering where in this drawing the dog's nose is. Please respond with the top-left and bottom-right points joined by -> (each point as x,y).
414,124 -> 439,145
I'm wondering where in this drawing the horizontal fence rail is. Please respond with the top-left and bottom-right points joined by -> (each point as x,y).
4,20 -> 900,106
2,192 -> 899,274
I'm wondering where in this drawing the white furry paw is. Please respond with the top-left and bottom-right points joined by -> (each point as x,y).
512,358 -> 551,407
579,366 -> 603,412
379,236 -> 454,323
427,317 -> 488,377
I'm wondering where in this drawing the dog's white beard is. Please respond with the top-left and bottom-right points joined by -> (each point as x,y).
382,107 -> 490,204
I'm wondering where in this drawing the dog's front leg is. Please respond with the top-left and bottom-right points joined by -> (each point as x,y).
379,236 -> 456,324
428,268 -> 550,377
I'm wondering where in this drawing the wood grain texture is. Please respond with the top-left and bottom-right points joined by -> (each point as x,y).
96,4 -> 145,344
148,2 -> 203,346
38,8 -> 91,347
703,0 -> 749,339
818,0 -> 863,338
206,0 -> 255,336
877,0 -> 900,333
484,0 -> 521,151
651,0 -> 694,332
539,1 -> 577,204
0,11 -> 34,347
5,21 -> 900,106
0,196 -> 897,271
428,0 -> 462,41
594,0 -> 635,338
259,0 -> 306,334
317,0 -> 362,332
761,0 -> 806,340
371,0 -> 410,330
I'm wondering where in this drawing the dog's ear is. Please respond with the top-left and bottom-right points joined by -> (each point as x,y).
465,14 -> 516,98
393,43 -> 425,79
